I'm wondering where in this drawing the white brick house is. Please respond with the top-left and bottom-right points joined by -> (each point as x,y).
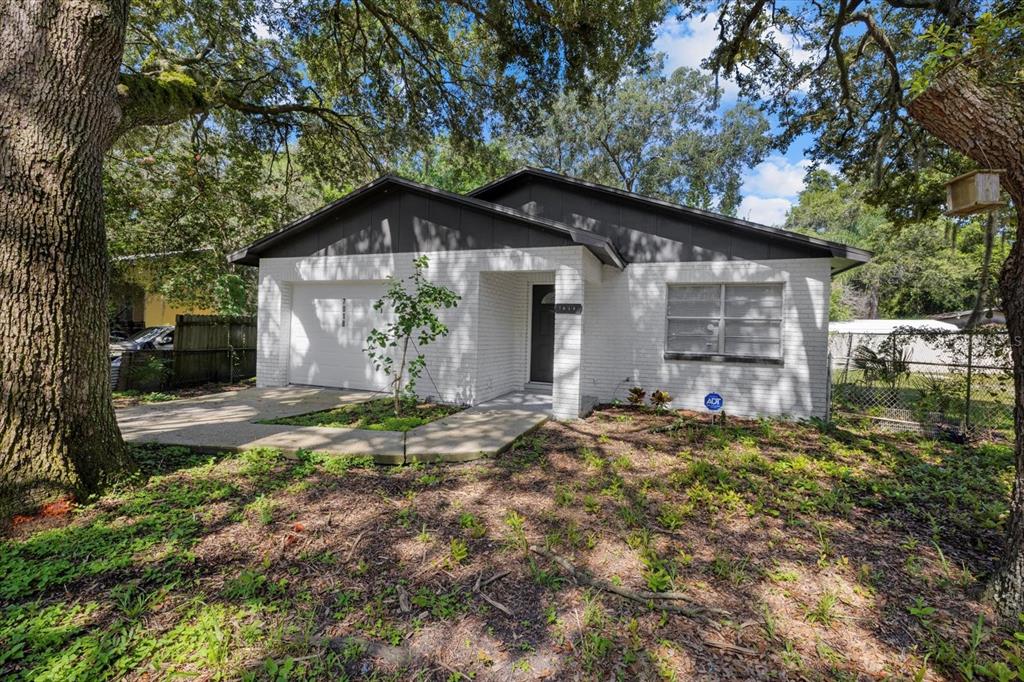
230,169 -> 869,420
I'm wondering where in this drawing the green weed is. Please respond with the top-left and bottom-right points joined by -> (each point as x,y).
806,592 -> 840,626
449,538 -> 469,565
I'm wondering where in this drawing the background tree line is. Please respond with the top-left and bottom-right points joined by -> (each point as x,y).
785,169 -> 1013,322
109,63 -> 1006,327
105,57 -> 774,317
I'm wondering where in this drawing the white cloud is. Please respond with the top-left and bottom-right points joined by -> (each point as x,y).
253,18 -> 273,40
737,196 -> 793,226
738,156 -> 839,226
653,13 -> 739,100
653,13 -> 721,72
653,12 -> 816,97
742,156 -> 813,199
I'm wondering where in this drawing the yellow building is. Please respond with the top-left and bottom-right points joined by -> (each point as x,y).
144,291 -> 210,326
110,251 -> 213,332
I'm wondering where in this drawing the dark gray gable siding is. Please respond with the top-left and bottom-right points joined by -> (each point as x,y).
476,176 -> 829,263
258,184 -> 574,260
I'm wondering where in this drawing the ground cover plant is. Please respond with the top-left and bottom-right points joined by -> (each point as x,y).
1,407 -> 1020,680
261,397 -> 464,432
112,379 -> 256,408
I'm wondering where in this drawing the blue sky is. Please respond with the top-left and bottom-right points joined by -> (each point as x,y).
654,12 -> 822,225
254,11 -> 818,225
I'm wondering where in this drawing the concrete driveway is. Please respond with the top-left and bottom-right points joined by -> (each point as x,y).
116,386 -> 550,464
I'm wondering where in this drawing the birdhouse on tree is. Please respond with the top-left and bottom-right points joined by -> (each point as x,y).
945,169 -> 1006,216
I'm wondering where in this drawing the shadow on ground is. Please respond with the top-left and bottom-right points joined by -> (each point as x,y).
0,407 -> 1018,680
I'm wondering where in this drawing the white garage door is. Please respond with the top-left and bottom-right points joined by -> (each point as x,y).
289,282 -> 390,390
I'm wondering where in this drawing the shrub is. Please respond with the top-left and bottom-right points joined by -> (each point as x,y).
650,390 -> 672,410
913,374 -> 965,425
627,386 -> 646,406
853,334 -> 911,388
127,355 -> 170,391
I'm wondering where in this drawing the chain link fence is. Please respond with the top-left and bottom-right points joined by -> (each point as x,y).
829,326 -> 1015,438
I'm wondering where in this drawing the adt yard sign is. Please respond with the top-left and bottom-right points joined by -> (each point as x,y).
704,392 -> 724,411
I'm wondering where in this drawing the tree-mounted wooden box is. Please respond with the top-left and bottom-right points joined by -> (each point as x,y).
945,169 -> 1006,216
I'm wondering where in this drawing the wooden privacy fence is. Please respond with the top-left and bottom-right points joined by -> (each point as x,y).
113,315 -> 257,391
173,314 -> 257,385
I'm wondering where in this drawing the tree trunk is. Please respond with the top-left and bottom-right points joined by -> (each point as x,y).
966,211 -> 996,329
908,60 -> 1024,618
395,336 -> 410,416
0,0 -> 134,516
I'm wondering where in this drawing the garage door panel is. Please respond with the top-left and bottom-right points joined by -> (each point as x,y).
289,282 -> 391,390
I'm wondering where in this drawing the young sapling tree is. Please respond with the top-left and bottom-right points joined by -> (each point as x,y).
365,256 -> 460,415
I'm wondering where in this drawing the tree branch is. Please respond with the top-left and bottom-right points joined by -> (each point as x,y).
116,72 -> 207,135
883,0 -> 966,26
849,10 -> 904,107
115,71 -> 381,167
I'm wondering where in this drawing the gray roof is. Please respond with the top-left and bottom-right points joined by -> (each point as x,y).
229,168 -> 870,275
228,174 -> 625,268
470,167 -> 871,274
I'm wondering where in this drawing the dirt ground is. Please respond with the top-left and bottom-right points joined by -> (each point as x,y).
1,406 -> 1018,680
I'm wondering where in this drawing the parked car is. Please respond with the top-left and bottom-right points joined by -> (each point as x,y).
110,325 -> 174,358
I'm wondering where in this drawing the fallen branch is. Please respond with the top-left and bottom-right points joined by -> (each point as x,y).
476,589 -> 513,617
528,545 -> 730,619
396,583 -> 411,613
473,568 -> 514,617
346,530 -> 368,563
412,558 -> 439,578
481,568 -> 511,588
702,639 -> 758,656
649,525 -> 691,541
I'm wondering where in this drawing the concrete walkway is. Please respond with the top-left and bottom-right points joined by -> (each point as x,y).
406,390 -> 551,462
116,386 -> 550,464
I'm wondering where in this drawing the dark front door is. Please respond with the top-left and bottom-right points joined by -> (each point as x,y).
530,285 -> 555,383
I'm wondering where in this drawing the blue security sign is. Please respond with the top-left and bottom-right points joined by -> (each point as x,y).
704,392 -> 724,411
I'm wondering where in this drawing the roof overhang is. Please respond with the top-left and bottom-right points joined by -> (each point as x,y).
228,174 -> 625,269
470,167 -> 872,277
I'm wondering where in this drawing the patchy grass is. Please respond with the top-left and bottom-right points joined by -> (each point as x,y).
112,378 -> 256,407
112,390 -> 177,404
1,408 -> 1020,680
261,397 -> 464,432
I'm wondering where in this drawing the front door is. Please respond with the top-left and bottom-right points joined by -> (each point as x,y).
530,285 -> 555,383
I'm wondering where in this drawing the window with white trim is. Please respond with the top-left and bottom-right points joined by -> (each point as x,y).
665,283 -> 783,361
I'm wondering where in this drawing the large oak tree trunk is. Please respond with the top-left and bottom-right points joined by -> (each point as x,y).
908,61 -> 1024,618
0,0 -> 134,516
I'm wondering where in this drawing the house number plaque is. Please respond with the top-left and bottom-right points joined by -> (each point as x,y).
553,303 -> 583,314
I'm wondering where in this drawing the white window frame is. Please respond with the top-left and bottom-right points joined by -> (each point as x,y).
664,283 -> 785,364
